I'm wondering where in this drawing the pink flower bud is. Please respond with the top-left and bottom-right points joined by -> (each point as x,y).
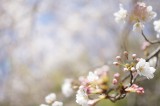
131,67 -> 136,71
114,73 -> 120,79
116,56 -> 121,61
132,54 -> 137,59
113,78 -> 118,85
113,62 -> 119,66
86,87 -> 94,94
138,87 -> 144,91
123,68 -> 128,71
136,87 -> 144,94
136,90 -> 141,94
136,58 -> 140,62
132,84 -> 138,89
124,51 -> 128,59
125,84 -> 144,94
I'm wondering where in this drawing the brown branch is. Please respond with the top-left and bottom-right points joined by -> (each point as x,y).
106,73 -> 130,94
141,30 -> 160,44
130,71 -> 133,85
146,46 -> 160,62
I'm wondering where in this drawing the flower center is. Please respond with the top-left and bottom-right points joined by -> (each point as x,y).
139,67 -> 144,72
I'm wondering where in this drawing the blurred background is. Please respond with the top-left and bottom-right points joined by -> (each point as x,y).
0,0 -> 159,106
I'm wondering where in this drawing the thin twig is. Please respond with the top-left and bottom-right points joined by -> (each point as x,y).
130,71 -> 133,85
141,30 -> 160,44
146,46 -> 160,61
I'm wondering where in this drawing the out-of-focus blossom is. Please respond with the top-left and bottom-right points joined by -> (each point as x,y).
114,73 -> 120,79
114,4 -> 127,23
87,72 -> 99,82
116,56 -> 121,61
132,22 -> 144,32
133,2 -> 157,22
76,86 -> 89,106
40,104 -> 49,106
79,76 -> 88,85
137,2 -> 146,7
132,54 -> 137,59
94,65 -> 109,76
146,6 -> 157,20
129,2 -> 157,30
136,58 -> 156,79
157,34 -> 160,38
52,101 -> 63,106
62,79 -> 74,97
113,62 -> 119,66
131,67 -> 136,71
123,68 -> 128,71
113,78 -> 118,85
153,20 -> 160,35
45,93 -> 56,104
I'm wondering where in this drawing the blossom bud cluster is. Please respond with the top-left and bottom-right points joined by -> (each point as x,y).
125,84 -> 144,94
76,65 -> 109,106
113,73 -> 120,85
113,51 -> 156,79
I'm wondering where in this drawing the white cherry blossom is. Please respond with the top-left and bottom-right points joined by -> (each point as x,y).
76,86 -> 89,106
114,4 -> 127,23
40,104 -> 49,106
52,101 -> 63,106
154,20 -> 160,33
136,58 -> 156,79
87,71 -> 99,82
134,2 -> 157,21
62,79 -> 73,97
146,6 -> 157,21
45,93 -> 56,104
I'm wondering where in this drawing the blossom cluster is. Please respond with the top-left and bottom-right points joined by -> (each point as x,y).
40,53 -> 157,106
60,52 -> 156,106
114,2 -> 160,36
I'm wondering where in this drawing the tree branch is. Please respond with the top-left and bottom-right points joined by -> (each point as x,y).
146,46 -> 160,61
141,30 -> 160,44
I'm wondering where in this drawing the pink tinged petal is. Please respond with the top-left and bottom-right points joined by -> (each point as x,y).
114,73 -> 120,78
113,78 -> 118,85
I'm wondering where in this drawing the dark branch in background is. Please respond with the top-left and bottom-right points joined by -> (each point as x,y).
141,30 -> 160,68
141,30 -> 160,44
146,46 -> 160,62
